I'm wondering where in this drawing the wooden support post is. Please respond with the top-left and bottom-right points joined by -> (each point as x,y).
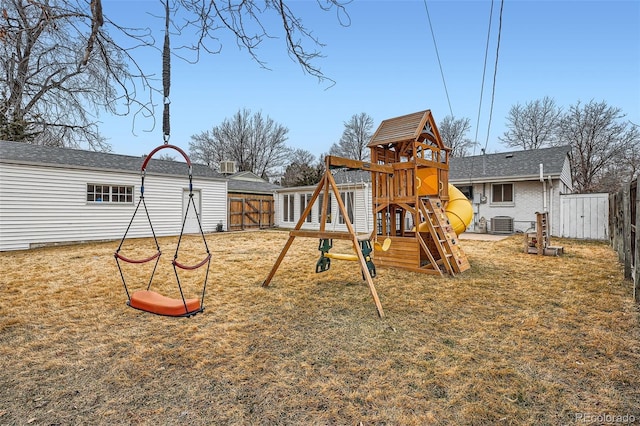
326,171 -> 385,318
262,173 -> 328,288
262,234 -> 296,288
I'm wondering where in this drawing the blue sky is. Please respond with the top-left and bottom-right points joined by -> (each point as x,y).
99,0 -> 640,162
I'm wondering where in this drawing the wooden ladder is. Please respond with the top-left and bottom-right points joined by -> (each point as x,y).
537,211 -> 550,250
420,198 -> 471,275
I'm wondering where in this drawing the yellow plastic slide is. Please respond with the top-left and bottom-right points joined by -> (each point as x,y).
416,184 -> 473,236
444,184 -> 473,235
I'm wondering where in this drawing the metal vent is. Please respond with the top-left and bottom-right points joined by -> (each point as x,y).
490,216 -> 514,234
219,160 -> 236,175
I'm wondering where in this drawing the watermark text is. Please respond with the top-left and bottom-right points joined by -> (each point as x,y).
576,413 -> 637,424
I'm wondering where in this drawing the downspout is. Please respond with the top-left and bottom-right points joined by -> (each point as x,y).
540,164 -> 547,212
548,175 -> 553,235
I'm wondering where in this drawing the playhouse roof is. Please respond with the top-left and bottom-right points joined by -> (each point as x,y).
368,109 -> 444,149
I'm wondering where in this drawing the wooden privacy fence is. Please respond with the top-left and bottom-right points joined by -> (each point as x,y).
228,194 -> 274,231
609,178 -> 639,303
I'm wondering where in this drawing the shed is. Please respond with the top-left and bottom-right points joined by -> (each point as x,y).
226,171 -> 280,230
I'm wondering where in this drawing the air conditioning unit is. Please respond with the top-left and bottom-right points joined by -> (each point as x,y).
490,216 -> 514,234
219,160 -> 236,175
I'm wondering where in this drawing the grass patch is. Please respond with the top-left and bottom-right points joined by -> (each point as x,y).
0,230 -> 639,424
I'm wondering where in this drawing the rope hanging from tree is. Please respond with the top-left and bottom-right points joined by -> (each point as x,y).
162,0 -> 171,144
113,1 -> 211,317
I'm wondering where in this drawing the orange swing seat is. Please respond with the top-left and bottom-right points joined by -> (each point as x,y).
129,290 -> 202,317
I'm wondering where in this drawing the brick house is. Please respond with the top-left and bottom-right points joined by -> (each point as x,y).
449,145 -> 573,235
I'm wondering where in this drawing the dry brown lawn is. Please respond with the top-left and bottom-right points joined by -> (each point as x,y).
0,230 -> 639,425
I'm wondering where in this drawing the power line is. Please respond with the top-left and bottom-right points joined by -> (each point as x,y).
473,0 -> 495,156
483,0 -> 504,153
423,0 -> 453,117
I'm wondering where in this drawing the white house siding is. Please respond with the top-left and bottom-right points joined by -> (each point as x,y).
275,184 -> 373,234
470,180 -> 564,235
560,158 -> 573,191
0,163 -> 227,251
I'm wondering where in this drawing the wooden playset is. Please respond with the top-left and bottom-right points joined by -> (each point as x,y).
367,109 -> 472,276
524,211 -> 564,256
262,109 -> 473,317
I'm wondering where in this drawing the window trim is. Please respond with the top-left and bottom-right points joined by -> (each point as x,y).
86,184 -> 134,204
339,191 -> 355,225
300,193 -> 312,223
283,193 -> 295,223
491,182 -> 514,205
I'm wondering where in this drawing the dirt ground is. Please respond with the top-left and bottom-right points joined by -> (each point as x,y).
0,230 -> 639,425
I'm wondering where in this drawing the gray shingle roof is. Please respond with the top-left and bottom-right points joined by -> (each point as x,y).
449,145 -> 571,182
324,147 -> 571,184
227,179 -> 281,194
225,170 -> 281,194
0,140 -> 224,179
332,169 -> 371,184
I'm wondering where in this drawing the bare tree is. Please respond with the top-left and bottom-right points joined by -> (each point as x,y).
0,0 -> 143,150
280,148 -> 323,187
157,153 -> 178,162
189,108 -> 290,180
1,0 -> 351,150
438,115 -> 474,157
557,100 -> 639,193
172,0 -> 350,83
329,112 -> 374,161
500,96 -> 562,150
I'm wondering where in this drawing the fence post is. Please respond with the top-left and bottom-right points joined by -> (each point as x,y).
623,183 -> 631,279
609,193 -> 615,247
634,179 -> 639,303
619,191 -> 625,262
614,190 -> 624,262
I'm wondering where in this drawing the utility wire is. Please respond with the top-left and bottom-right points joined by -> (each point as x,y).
483,0 -> 504,153
473,0 -> 494,156
423,0 -> 453,117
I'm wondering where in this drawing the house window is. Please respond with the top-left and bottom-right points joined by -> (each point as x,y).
318,193 -> 332,223
87,184 -> 133,203
339,191 -> 355,224
492,183 -> 513,203
300,193 -> 312,223
457,185 -> 473,201
283,194 -> 295,222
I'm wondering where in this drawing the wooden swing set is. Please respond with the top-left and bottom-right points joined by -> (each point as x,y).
263,109 -> 473,318
263,155 -> 393,317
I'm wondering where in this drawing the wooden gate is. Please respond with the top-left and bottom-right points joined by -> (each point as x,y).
559,193 -> 609,240
228,193 -> 274,230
